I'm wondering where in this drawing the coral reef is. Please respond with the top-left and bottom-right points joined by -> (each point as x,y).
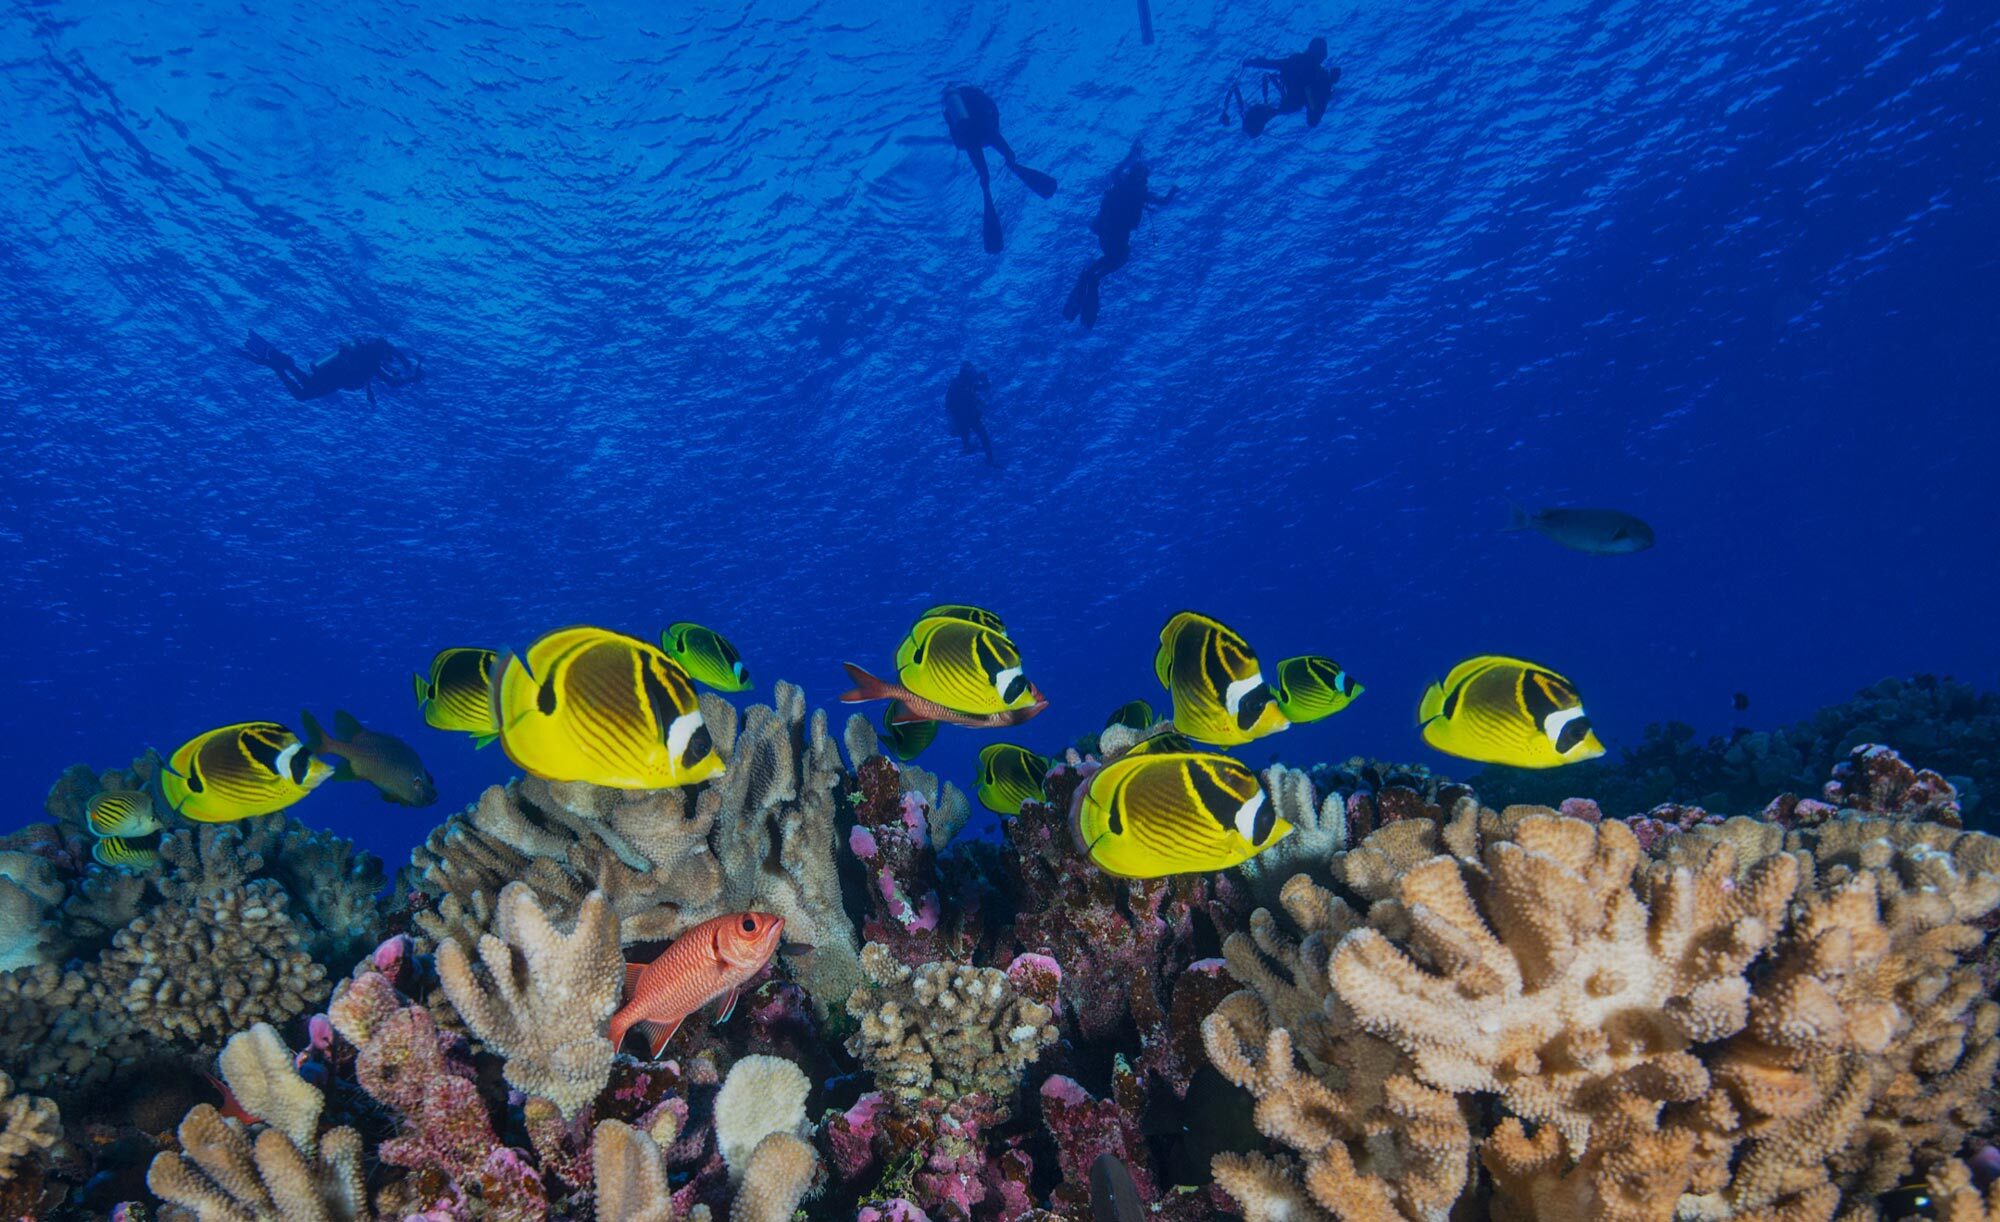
436,883 -> 622,1120
1477,674 -> 2000,822
410,683 -> 861,1018
1203,777 -> 2000,1220
0,1070 -> 60,1182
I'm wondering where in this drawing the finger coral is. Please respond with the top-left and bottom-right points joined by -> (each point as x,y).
1205,784 -> 2000,1222
147,1104 -> 372,1222
436,882 -> 622,1120
713,1054 -> 810,1179
0,1070 -> 59,1182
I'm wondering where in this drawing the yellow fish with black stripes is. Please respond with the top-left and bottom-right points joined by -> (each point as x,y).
660,622 -> 752,692
491,625 -> 726,789
920,603 -> 1008,633
159,721 -> 334,823
1153,611 -> 1289,746
414,647 -> 501,746
85,790 -> 161,839
1272,656 -> 1364,724
93,832 -> 162,873
1105,699 -> 1158,732
1418,654 -> 1605,768
878,704 -> 939,762
1070,750 -> 1291,879
976,743 -> 1050,814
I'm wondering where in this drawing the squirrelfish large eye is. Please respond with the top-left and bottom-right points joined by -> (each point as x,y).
740,917 -> 757,934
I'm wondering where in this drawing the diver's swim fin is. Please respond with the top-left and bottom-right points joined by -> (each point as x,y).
240,330 -> 282,367
1063,268 -> 1094,324
1010,163 -> 1058,199
983,197 -> 1003,254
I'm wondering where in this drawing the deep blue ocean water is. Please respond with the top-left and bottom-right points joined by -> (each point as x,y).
3,0 -> 1994,870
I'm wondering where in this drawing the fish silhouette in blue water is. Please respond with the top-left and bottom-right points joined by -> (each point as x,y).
1506,505 -> 1655,554
301,710 -> 437,807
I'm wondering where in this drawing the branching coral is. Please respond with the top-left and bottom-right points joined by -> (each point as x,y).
436,883 -> 622,1120
0,1070 -> 59,1183
147,1104 -> 372,1222
88,876 -> 328,1051
409,683 -> 860,1019
1205,783 -> 2000,1222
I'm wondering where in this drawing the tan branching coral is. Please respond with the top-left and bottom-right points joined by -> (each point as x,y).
1206,796 -> 2000,1222
436,882 -> 622,1120
731,1132 -> 818,1222
0,1071 -> 59,1182
218,1024 -> 324,1156
846,941 -> 1057,1113
594,1118 -> 676,1222
1239,763 -> 1350,908
712,682 -> 863,1014
0,963 -> 144,1095
148,1103 -> 373,1222
88,878 -> 327,1051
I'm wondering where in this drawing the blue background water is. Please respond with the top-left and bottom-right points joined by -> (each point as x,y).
3,0 -> 1994,869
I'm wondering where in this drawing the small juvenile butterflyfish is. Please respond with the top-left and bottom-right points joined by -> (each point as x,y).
919,603 -> 1008,633
414,647 -> 500,746
159,722 -> 334,823
976,743 -> 1050,814
302,710 -> 438,807
1105,700 -> 1158,731
1153,611 -> 1289,747
1121,730 -> 1199,757
879,704 -> 939,762
660,622 -> 752,693
1272,656 -> 1364,724
85,790 -> 160,839
894,614 -> 1039,717
491,625 -> 726,789
1418,655 -> 1606,769
93,832 -> 162,873
1070,750 -> 1291,879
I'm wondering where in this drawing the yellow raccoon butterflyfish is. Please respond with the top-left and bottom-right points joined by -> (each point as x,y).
1418,655 -> 1605,769
1070,751 -> 1290,879
919,604 -> 1008,633
1105,700 -> 1157,731
159,721 -> 333,823
976,743 -> 1050,814
1121,730 -> 1198,757
492,626 -> 725,789
894,615 -> 1037,717
1153,612 -> 1289,747
85,790 -> 160,839
93,832 -> 162,873
1273,656 -> 1363,724
414,647 -> 501,746
661,623 -> 752,693
879,704 -> 939,762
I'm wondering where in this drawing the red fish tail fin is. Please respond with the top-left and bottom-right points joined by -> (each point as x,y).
840,663 -> 896,704
713,987 -> 741,1025
607,1012 -> 633,1054
637,1017 -> 685,1060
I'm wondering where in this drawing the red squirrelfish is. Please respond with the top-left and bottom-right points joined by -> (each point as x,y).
839,663 -> 1048,729
608,912 -> 785,1059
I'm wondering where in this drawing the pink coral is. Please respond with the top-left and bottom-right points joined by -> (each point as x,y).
850,756 -> 952,963
1039,1069 -> 1154,1204
1823,742 -> 1962,823
1558,797 -> 1604,823
829,1091 -> 888,1179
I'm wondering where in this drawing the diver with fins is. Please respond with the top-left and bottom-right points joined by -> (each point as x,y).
1225,37 -> 1340,137
944,361 -> 995,464
240,331 -> 422,404
1063,149 -> 1176,329
942,85 -> 1059,253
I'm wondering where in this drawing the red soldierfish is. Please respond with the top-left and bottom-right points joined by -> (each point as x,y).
204,1073 -> 262,1126
608,912 -> 785,1060
839,663 -> 1048,729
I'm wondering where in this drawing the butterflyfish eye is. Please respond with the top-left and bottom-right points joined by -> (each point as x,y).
681,724 -> 713,770
1002,673 -> 1028,703
1553,712 -> 1593,754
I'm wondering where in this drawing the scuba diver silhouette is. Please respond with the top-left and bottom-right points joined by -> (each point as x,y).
1227,37 -> 1340,137
1062,151 -> 1176,329
944,361 -> 995,464
942,85 -> 1059,253
240,332 -> 422,405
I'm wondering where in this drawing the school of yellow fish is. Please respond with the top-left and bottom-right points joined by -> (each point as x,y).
116,604 -> 1602,884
